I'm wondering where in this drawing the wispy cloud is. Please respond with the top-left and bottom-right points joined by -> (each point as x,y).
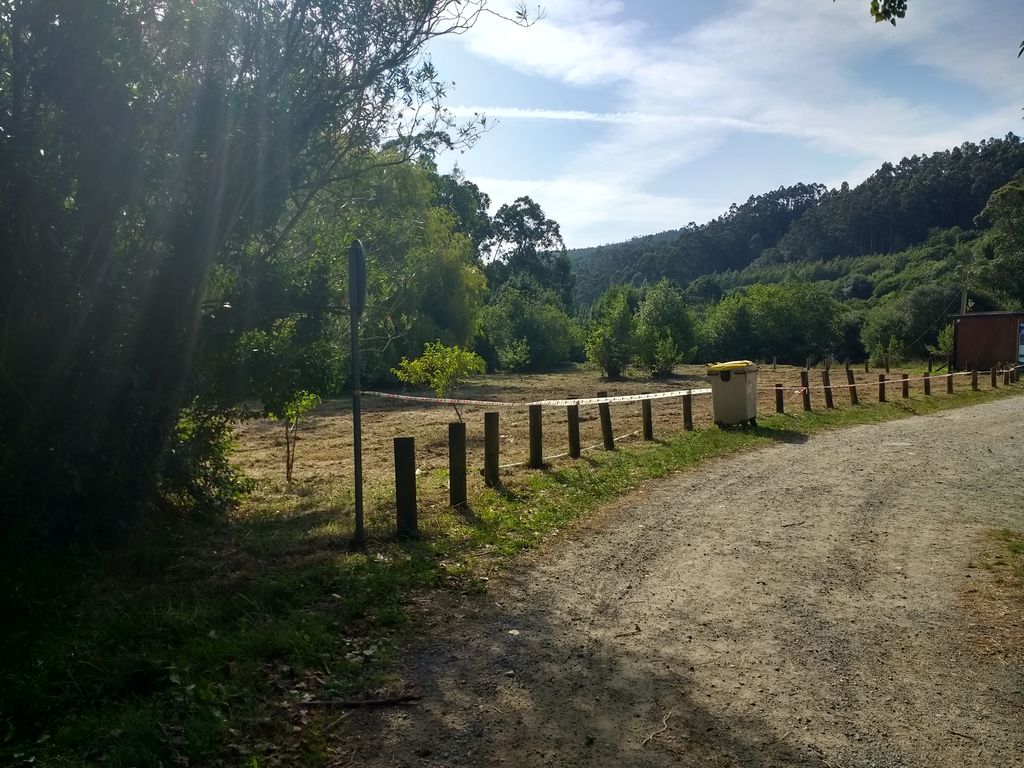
440,0 -> 1024,246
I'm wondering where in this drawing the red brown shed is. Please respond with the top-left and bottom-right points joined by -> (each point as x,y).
952,311 -> 1024,370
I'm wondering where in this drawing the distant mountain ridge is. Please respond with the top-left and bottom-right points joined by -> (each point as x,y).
568,134 -> 1024,307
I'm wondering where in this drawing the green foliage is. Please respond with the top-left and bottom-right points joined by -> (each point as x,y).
273,392 -> 322,484
0,0 -> 485,541
974,174 -> 1024,304
585,286 -> 636,378
633,279 -> 696,375
482,277 -> 582,372
393,341 -> 486,419
569,137 -> 1024,308
485,196 -> 574,311
158,404 -> 255,519
498,337 -> 532,373
868,0 -> 908,25
928,324 -> 955,361
702,283 -> 842,364
860,283 -> 961,362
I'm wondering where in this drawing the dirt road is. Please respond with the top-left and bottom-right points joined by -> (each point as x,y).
350,398 -> 1024,767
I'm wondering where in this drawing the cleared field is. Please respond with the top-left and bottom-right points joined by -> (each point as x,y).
232,362 -> 955,499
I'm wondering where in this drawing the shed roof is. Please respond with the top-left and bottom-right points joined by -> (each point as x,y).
951,311 -> 1024,319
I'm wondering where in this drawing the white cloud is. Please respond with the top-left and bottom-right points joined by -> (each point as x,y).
440,0 -> 1024,246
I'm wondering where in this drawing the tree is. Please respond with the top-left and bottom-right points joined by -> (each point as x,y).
392,341 -> 486,421
434,166 -> 494,260
702,283 -> 841,364
0,0 -> 497,540
482,276 -> 582,372
633,280 -> 696,376
485,196 -> 575,311
586,286 -> 636,378
974,175 -> 1024,304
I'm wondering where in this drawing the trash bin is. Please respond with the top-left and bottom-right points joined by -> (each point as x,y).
706,360 -> 758,427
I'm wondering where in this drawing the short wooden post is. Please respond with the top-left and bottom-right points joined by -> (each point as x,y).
845,359 -> 851,372
946,372 -> 954,394
878,374 -> 886,402
901,373 -> 909,399
846,368 -> 859,405
597,391 -> 615,451
566,404 -> 581,459
800,370 -> 812,411
774,383 -> 784,413
885,356 -> 890,373
448,422 -> 466,508
822,370 -> 834,409
991,365 -> 998,389
971,369 -> 979,391
394,437 -> 418,538
483,412 -> 499,488
864,360 -> 869,373
923,372 -> 931,396
528,404 -> 543,469
927,357 -> 933,373
682,392 -> 693,431
1004,365 -> 1011,386
641,398 -> 654,441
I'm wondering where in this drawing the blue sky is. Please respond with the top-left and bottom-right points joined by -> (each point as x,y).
425,0 -> 1024,247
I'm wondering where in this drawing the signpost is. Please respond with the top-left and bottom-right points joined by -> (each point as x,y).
349,239 -> 367,547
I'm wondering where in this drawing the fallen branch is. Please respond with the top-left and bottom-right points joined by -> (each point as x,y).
949,729 -> 975,741
301,694 -> 422,708
641,710 -> 675,746
782,520 -> 806,528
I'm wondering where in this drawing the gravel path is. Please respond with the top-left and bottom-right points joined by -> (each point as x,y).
351,398 -> 1024,767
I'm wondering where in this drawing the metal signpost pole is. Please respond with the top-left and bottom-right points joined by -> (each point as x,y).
349,240 -> 367,548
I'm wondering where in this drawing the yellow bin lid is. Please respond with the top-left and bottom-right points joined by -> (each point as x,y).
707,360 -> 755,373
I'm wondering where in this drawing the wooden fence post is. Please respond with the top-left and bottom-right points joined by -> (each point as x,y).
923,372 -> 931,396
846,368 -> 859,405
864,360 -> 869,373
946,372 -> 954,394
394,437 -> 418,539
641,398 -> 654,441
800,370 -> 812,411
878,374 -> 886,402
566,404 -> 581,459
448,422 -> 466,508
1004,364 -> 1011,386
885,356 -> 890,373
901,373 -> 909,399
597,391 -> 615,451
822,370 -> 835,409
528,404 -> 543,469
991,364 -> 998,389
927,357 -> 933,372
682,392 -> 694,431
971,369 -> 979,391
774,383 -> 784,413
483,412 -> 499,488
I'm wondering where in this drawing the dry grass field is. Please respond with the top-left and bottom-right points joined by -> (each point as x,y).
232,361 -> 954,501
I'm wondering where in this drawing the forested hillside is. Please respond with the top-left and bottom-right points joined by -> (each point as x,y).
570,135 -> 1024,307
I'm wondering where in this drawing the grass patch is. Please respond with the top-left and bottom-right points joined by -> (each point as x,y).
3,382 -> 1022,766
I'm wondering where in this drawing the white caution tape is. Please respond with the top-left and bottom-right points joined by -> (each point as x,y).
362,387 -> 712,409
